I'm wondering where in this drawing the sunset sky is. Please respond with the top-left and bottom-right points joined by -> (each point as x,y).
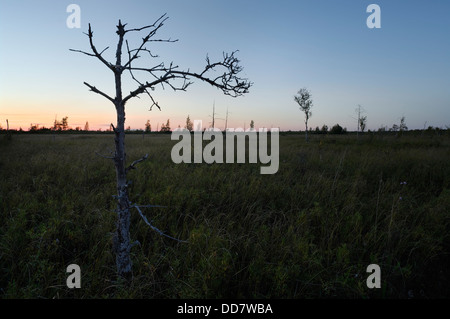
1,0 -> 449,131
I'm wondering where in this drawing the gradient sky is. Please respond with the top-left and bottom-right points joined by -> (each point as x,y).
1,0 -> 449,131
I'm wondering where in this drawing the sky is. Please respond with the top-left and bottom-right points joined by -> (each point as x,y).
0,0 -> 449,131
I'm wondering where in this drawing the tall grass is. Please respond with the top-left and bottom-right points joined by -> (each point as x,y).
0,132 -> 449,298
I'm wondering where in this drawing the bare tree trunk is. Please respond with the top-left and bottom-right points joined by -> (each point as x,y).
112,27 -> 133,279
113,102 -> 133,280
305,120 -> 308,142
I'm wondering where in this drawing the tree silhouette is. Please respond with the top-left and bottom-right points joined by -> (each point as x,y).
145,120 -> 151,132
62,117 -> 69,130
330,124 -> 344,134
185,115 -> 193,131
294,88 -> 313,142
160,119 -> 171,132
71,14 -> 251,279
399,116 -> 408,132
359,115 -> 367,133
53,116 -> 69,131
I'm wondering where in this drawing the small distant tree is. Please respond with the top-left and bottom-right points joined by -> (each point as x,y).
294,88 -> 313,142
62,117 -> 69,130
185,115 -> 193,131
321,124 -> 328,134
330,123 -> 344,134
359,115 -> 367,133
391,124 -> 399,132
84,121 -> 90,131
53,116 -> 69,131
249,120 -> 254,130
53,119 -> 61,131
29,123 -> 39,131
160,119 -> 171,132
399,116 -> 408,132
145,120 -> 151,132
355,104 -> 366,138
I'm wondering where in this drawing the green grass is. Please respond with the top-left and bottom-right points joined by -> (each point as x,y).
0,132 -> 449,298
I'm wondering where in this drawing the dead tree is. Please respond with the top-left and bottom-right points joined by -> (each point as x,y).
71,14 -> 251,280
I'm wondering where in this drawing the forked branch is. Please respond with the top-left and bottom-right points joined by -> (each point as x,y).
132,204 -> 188,243
83,82 -> 115,103
71,14 -> 252,109
126,154 -> 149,173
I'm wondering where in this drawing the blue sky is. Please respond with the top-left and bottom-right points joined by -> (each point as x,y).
0,0 -> 449,131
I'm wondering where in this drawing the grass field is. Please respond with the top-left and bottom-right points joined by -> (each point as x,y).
0,131 -> 449,298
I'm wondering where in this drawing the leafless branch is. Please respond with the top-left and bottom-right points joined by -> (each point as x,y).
126,154 -> 149,173
70,13 -> 249,278
122,50 -> 251,103
132,205 -> 188,243
71,15 -> 251,108
71,24 -> 115,71
95,151 -> 115,160
122,14 -> 176,69
117,16 -> 252,104
83,82 -> 115,103
95,145 -> 116,160
125,40 -> 161,111
69,49 -> 96,57
124,14 -> 168,33
128,47 -> 159,58
99,46 -> 110,55
70,45 -> 109,57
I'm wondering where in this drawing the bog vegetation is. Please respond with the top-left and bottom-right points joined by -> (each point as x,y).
0,131 -> 449,298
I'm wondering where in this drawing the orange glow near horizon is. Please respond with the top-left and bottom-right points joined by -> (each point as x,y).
1,98 -> 262,132
1,110 -> 272,132
0,97 -> 115,131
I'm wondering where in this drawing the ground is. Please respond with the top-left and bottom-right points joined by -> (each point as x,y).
0,131 -> 448,298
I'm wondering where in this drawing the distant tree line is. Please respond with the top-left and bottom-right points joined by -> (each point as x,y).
313,124 -> 348,135
2,114 -> 448,135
